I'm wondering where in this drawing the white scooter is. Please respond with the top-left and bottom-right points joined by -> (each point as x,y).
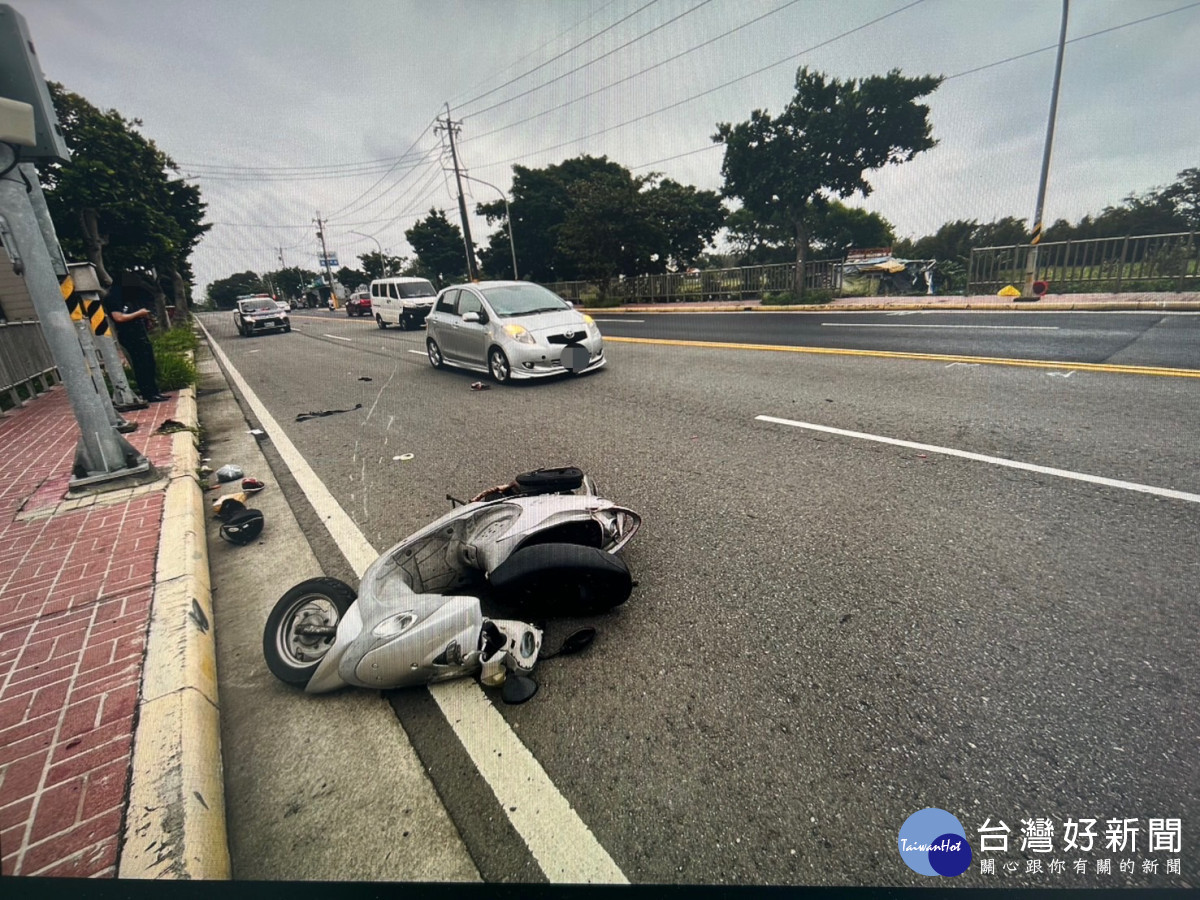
263,468 -> 640,703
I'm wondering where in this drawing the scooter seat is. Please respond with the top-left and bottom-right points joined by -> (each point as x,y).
513,466 -> 584,494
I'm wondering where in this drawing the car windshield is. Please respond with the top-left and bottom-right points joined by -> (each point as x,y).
480,284 -> 570,317
398,282 -> 435,298
241,300 -> 275,312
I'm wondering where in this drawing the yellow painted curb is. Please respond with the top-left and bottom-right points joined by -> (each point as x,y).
605,336 -> 1200,379
119,378 -> 231,879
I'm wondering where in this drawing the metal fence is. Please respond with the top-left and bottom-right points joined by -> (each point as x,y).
968,231 -> 1199,295
0,320 -> 57,411
545,259 -> 842,304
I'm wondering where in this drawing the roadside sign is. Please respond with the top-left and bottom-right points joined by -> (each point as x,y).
319,254 -> 338,267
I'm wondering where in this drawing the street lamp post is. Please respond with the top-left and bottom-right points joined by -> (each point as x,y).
462,174 -> 519,280
349,230 -> 390,277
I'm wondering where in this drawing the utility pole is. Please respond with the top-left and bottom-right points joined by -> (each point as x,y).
1022,0 -> 1070,299
435,104 -> 479,281
314,213 -> 337,307
462,173 -> 518,280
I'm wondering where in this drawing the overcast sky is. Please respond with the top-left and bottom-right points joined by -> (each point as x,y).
15,0 -> 1200,294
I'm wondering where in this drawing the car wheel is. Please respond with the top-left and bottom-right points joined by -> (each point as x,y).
376,314 -> 386,329
284,324 -> 291,333
427,338 -> 444,369
489,347 -> 511,384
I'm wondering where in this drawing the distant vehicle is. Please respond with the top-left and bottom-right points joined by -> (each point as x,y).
346,290 -> 372,317
425,281 -> 605,383
369,276 -> 437,330
234,296 -> 290,336
275,300 -> 290,313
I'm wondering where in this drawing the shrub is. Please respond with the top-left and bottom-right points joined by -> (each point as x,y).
762,289 -> 834,306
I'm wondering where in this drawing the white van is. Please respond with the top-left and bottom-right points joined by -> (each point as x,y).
369,276 -> 438,330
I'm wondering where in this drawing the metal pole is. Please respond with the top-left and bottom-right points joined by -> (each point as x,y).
1023,0 -> 1070,299
21,163 -> 137,425
315,213 -> 337,307
462,173 -> 518,279
349,230 -> 388,276
0,146 -> 149,487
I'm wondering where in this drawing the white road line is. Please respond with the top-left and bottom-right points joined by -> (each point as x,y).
323,334 -> 353,342
592,318 -> 644,323
199,321 -> 627,884
755,415 -> 1200,504
407,349 -> 427,355
820,322 -> 1059,330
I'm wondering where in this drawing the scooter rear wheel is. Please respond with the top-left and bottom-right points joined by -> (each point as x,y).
264,577 -> 356,687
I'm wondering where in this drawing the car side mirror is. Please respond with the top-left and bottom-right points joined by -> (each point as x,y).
462,312 -> 481,324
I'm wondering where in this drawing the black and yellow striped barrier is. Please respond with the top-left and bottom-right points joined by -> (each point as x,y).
60,273 -> 109,335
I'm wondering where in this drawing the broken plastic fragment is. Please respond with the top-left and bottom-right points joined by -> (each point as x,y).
399,453 -> 414,461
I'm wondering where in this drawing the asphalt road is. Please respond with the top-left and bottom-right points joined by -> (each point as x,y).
199,307 -> 1199,887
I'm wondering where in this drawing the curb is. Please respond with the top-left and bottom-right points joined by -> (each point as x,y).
118,383 -> 231,879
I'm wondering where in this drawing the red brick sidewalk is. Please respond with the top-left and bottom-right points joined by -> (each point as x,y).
0,386 -> 178,877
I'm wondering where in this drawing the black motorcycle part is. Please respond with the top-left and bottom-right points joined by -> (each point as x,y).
263,577 -> 357,687
488,543 -> 633,616
501,675 -> 539,705
540,627 -> 598,660
513,466 -> 584,494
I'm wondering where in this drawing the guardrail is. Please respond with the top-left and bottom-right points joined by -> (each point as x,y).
0,320 -> 57,411
968,231 -> 1199,295
545,259 -> 842,304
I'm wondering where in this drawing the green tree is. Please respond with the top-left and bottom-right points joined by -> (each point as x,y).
714,66 -> 941,296
809,202 -> 896,259
641,177 -> 726,271
267,266 -> 318,300
1158,167 -> 1200,229
477,156 -> 631,282
336,266 -> 367,291
406,209 -> 469,286
358,250 -> 407,280
555,171 -> 655,297
207,271 -> 265,308
39,83 -> 210,325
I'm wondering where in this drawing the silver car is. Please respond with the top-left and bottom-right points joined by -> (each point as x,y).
425,281 -> 605,383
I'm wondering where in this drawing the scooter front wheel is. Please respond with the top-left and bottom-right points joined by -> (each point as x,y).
264,577 -> 356,687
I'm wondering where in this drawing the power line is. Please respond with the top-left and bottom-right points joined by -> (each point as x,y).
464,0 -> 716,121
457,0 -> 662,113
943,0 -> 1200,81
176,150 -> 430,174
447,0 -> 623,108
475,0 -> 928,172
324,119 -> 439,221
624,1 -> 1199,173
464,0 -> 806,145
183,155 -> 434,183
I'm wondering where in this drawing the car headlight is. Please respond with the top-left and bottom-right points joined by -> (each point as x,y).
502,324 -> 536,345
582,314 -> 599,334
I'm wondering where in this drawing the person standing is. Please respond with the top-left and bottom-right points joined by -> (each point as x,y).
102,272 -> 169,402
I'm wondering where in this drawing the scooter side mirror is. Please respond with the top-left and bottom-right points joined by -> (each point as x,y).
501,674 -> 538,704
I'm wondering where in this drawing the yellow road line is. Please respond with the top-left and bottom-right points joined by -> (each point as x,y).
605,336 -> 1200,379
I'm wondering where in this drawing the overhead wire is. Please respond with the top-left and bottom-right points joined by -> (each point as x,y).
463,0 -> 806,145
456,0 -> 662,113
323,118 -> 439,221
475,0 -> 929,172
625,1 -> 1200,171
446,0 -> 623,108
462,0 -> 716,121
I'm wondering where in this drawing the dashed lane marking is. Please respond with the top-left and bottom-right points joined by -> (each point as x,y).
756,415 -> 1200,504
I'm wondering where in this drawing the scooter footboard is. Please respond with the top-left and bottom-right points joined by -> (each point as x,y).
488,542 -> 633,616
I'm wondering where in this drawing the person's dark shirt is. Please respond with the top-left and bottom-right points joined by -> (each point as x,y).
102,284 -> 150,343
